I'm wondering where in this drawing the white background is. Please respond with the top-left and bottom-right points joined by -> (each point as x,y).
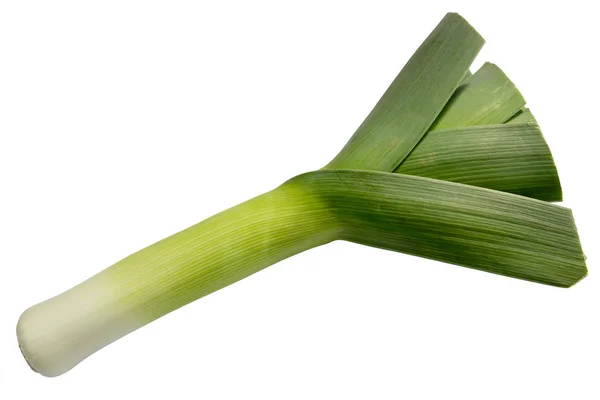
1,1 -> 598,398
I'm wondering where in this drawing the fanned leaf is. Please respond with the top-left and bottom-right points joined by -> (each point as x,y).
291,170 -> 587,287
395,123 -> 562,201
325,13 -> 484,171
429,62 -> 525,130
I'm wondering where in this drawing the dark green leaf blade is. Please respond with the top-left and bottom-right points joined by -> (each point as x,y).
429,62 -> 526,131
291,170 -> 586,287
325,13 -> 484,172
395,123 -> 562,201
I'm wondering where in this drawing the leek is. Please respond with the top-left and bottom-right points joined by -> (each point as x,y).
17,12 -> 586,379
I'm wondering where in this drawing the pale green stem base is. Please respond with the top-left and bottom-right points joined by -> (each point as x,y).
17,181 -> 339,377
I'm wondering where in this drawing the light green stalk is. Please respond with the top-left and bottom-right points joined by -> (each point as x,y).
17,182 -> 338,377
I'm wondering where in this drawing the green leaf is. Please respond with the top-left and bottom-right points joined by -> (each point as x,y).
291,170 -> 586,287
429,62 -> 526,130
395,123 -> 562,201
325,13 -> 484,171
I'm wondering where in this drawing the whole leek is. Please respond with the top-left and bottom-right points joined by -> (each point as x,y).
17,13 -> 586,378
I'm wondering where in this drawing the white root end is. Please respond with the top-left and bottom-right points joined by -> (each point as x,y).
17,275 -> 142,377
